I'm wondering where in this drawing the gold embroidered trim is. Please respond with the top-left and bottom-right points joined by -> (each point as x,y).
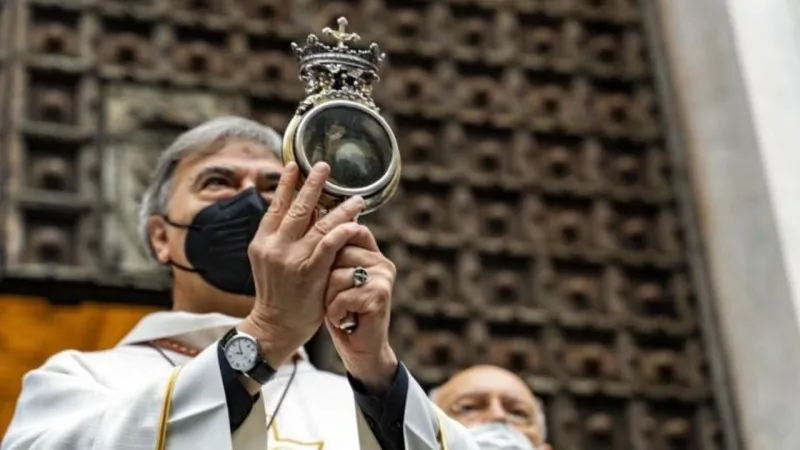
156,366 -> 183,450
267,415 -> 325,449
151,339 -> 200,357
435,410 -> 448,450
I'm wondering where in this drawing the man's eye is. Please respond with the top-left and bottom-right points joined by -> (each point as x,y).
508,409 -> 532,421
202,177 -> 231,189
258,177 -> 280,194
453,404 -> 481,414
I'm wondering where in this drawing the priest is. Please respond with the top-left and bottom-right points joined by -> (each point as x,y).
1,117 -> 477,450
431,365 -> 552,450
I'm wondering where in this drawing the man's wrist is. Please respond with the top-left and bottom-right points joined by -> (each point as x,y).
346,346 -> 399,396
216,344 -> 261,430
237,316 -> 296,369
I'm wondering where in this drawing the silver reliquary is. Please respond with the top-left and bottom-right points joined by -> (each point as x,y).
283,17 -> 400,215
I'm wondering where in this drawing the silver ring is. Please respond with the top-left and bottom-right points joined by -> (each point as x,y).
352,267 -> 369,287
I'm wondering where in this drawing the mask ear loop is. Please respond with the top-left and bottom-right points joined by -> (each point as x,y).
160,214 -> 203,274
168,260 -> 200,273
161,214 -> 201,231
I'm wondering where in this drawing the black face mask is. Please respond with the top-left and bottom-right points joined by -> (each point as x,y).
163,187 -> 268,296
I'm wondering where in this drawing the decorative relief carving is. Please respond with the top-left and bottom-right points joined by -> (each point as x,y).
101,85 -> 243,281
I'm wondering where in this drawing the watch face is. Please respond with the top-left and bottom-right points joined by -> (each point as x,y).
224,335 -> 259,372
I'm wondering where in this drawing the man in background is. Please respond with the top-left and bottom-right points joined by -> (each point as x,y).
432,365 -> 553,450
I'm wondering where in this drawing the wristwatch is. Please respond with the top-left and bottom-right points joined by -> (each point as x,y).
220,327 -> 277,385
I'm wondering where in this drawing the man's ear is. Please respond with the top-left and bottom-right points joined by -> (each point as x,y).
147,215 -> 171,264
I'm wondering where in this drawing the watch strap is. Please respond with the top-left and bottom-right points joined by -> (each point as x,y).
220,327 -> 238,348
247,360 -> 277,384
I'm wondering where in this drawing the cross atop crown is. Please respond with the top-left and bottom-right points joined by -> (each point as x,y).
322,17 -> 361,48
289,16 -> 385,101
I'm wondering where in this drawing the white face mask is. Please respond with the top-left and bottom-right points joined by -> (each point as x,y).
469,422 -> 537,450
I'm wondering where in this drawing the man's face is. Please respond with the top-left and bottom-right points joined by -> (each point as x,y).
435,366 -> 550,449
148,139 -> 283,315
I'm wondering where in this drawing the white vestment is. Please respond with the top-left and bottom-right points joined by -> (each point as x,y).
1,311 -> 478,450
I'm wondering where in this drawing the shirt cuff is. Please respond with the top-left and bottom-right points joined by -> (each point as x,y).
348,362 -> 409,450
217,343 -> 261,432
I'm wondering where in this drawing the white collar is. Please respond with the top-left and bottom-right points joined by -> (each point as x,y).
117,310 -> 310,362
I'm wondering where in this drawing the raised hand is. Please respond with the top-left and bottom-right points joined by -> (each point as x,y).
239,161 -> 365,368
324,225 -> 399,394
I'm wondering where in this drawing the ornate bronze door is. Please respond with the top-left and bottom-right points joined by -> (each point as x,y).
0,1 -> 737,448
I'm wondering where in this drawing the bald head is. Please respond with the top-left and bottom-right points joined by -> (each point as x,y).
432,365 -> 550,449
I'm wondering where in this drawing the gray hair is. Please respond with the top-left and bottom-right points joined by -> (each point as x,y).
137,116 -> 283,258
428,386 -> 548,441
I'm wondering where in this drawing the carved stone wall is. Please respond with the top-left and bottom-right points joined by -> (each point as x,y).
0,1 -> 734,449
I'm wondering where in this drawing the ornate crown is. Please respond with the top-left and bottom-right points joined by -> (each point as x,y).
290,17 -> 386,101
